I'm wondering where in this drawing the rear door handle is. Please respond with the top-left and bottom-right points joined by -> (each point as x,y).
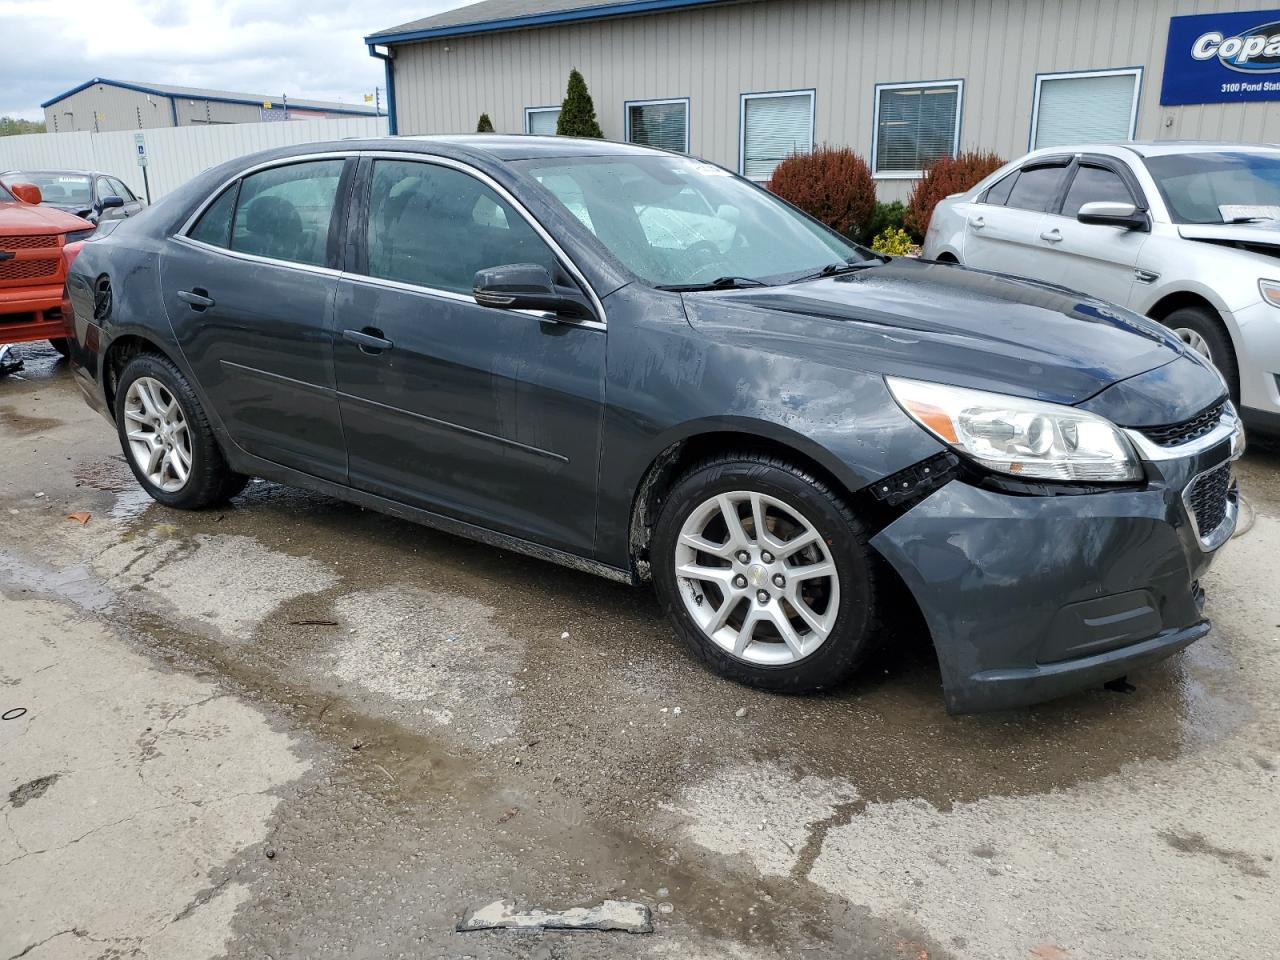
968,216 -> 986,229
343,327 -> 394,354
1040,228 -> 1063,243
177,288 -> 214,310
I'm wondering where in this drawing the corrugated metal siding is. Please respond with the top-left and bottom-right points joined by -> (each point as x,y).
0,117 -> 388,200
389,0 -> 1280,200
44,84 -> 173,133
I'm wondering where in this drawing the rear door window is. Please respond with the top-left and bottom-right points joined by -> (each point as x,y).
189,184 -> 239,248
1005,164 -> 1069,212
981,170 -> 1018,206
1060,165 -> 1135,218
363,159 -> 558,294
230,160 -> 345,267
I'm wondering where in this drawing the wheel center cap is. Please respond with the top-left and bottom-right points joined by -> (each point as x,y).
746,564 -> 768,587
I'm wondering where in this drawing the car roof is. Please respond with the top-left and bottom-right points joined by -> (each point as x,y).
396,134 -> 666,161
1016,141 -> 1280,163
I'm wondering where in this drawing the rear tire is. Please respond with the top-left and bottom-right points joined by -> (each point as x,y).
48,338 -> 70,357
114,352 -> 248,509
1161,305 -> 1239,402
651,452 -> 880,692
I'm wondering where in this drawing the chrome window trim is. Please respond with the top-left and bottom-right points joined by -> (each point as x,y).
1122,403 -> 1246,463
172,234 -> 343,279
174,148 -> 608,331
176,151 -> 354,238
356,150 -> 608,329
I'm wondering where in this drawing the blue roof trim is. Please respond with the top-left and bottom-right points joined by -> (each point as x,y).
366,0 -> 731,45
41,77 -> 375,116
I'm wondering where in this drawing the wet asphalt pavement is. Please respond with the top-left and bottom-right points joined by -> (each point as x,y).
1,342 -> 1278,960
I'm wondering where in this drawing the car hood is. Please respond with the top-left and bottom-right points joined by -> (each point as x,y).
682,258 -> 1203,422
0,199 -> 92,235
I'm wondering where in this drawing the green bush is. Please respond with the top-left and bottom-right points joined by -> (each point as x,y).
476,113 -> 495,133
871,226 -> 914,256
863,201 -> 906,245
556,69 -> 603,138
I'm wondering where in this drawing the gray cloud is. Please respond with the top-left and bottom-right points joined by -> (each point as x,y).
0,0 -> 462,119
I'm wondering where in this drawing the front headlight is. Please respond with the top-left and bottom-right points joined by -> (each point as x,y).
887,377 -> 1143,483
1259,279 -> 1280,308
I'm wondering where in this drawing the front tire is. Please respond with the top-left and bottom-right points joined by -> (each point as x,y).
115,353 -> 248,509
651,453 -> 880,692
1162,305 -> 1239,402
48,338 -> 70,357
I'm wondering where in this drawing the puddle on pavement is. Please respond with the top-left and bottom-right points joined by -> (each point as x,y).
0,406 -> 64,435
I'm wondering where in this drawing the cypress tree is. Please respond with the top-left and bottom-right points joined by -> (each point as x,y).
556,69 -> 603,138
476,113 -> 495,133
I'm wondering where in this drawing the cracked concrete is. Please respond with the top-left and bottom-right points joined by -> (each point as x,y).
0,597 -> 307,959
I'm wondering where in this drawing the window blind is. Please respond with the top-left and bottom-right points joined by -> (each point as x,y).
526,108 -> 560,135
875,85 -> 959,174
628,101 -> 688,152
742,93 -> 813,180
1033,73 -> 1137,149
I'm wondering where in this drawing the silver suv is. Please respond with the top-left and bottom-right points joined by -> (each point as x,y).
924,142 -> 1280,437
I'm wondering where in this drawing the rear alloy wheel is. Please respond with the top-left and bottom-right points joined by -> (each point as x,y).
1163,305 -> 1239,402
652,453 -> 879,692
115,353 -> 248,509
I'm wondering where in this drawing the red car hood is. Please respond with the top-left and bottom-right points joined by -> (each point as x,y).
0,199 -> 91,235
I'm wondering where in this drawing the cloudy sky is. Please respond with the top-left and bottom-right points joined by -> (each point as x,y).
0,0 -> 469,119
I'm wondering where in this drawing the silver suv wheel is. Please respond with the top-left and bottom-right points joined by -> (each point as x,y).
673,490 -> 840,665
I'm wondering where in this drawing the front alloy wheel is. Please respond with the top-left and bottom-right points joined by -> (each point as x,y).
674,491 -> 839,665
124,376 -> 193,492
652,453 -> 880,692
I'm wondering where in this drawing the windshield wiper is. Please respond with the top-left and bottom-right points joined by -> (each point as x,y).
655,276 -> 769,292
1227,215 -> 1276,223
787,256 -> 886,284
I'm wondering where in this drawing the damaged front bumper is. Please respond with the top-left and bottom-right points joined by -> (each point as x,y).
871,413 -> 1245,713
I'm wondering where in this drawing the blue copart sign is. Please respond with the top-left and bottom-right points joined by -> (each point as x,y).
1162,9 -> 1280,104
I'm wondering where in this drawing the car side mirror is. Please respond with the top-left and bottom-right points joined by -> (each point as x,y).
10,182 -> 42,205
473,263 -> 595,321
98,195 -> 125,211
1077,201 -> 1148,231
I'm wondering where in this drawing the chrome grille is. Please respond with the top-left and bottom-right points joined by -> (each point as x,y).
1186,463 -> 1232,541
1140,399 -> 1227,448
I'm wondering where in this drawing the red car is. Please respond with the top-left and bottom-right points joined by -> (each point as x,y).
0,177 -> 94,364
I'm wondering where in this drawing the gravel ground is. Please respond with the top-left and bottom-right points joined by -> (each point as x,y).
1,341 -> 1277,960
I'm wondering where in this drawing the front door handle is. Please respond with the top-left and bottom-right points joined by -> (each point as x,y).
968,216 -> 986,229
1040,228 -> 1063,243
343,327 -> 394,354
177,288 -> 214,311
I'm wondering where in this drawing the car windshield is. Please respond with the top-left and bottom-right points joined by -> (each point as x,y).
12,172 -> 92,206
0,181 -> 13,202
1143,151 -> 1280,224
511,154 -> 870,287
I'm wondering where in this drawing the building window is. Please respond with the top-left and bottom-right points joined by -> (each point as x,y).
626,98 -> 689,153
525,106 -> 560,136
872,80 -> 963,178
739,90 -> 815,181
1031,68 -> 1141,150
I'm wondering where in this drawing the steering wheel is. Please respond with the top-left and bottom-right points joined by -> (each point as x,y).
675,241 -> 726,283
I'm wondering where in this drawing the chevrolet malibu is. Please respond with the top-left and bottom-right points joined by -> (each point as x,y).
64,136 -> 1245,712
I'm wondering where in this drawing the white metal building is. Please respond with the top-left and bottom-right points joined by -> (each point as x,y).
367,0 -> 1280,200
42,79 -> 379,134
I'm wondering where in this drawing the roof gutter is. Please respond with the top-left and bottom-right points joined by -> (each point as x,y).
366,45 -> 398,136
364,0 -> 731,45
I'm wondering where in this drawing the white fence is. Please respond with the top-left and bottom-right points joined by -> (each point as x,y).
0,116 -> 389,202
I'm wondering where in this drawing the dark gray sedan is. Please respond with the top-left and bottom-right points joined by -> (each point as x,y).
1,169 -> 144,223
63,136 -> 1245,712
